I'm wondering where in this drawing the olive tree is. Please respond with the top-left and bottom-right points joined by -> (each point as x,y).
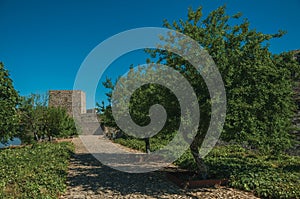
101,6 -> 299,178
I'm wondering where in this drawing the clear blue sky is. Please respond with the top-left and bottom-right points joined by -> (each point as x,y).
1,0 -> 299,109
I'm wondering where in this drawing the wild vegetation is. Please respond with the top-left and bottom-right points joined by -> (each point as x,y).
0,62 -> 77,199
0,142 -> 73,198
0,62 -> 78,145
18,94 -> 78,144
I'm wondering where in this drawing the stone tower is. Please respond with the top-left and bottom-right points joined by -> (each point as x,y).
48,90 -> 102,135
48,90 -> 86,116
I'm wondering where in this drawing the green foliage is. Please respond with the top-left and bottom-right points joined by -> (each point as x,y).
97,101 -> 116,128
18,95 -> 47,142
101,6 -> 299,156
0,62 -> 20,143
175,145 -> 300,199
114,137 -> 145,151
150,5 -> 299,154
46,107 -> 77,139
100,66 -> 181,153
100,5 -> 300,181
0,142 -> 74,198
18,94 -> 78,143
100,67 -> 180,132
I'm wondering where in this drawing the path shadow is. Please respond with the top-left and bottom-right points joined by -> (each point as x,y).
66,152 -> 195,198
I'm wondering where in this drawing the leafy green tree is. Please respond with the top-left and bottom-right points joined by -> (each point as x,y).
18,94 -> 77,142
97,77 -> 118,128
0,62 -> 19,143
18,94 -> 48,142
17,96 -> 34,143
101,6 -> 299,178
100,67 -> 180,153
158,5 -> 298,151
153,5 -> 299,174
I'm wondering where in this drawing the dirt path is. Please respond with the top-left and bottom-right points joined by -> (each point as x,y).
60,136 -> 260,199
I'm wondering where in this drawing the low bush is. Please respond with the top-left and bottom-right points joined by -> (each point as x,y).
175,145 -> 300,199
114,136 -> 170,152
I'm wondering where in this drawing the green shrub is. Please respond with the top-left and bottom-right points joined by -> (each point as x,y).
47,107 -> 77,139
175,145 -> 300,199
114,133 -> 173,153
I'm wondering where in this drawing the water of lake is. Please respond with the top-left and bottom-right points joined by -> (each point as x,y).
0,137 -> 21,148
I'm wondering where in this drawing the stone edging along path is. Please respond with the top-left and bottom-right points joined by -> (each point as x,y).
59,136 -> 260,199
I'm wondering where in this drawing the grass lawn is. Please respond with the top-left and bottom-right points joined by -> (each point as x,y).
0,142 -> 73,199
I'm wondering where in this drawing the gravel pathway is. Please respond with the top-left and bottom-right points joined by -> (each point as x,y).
60,136 -> 260,199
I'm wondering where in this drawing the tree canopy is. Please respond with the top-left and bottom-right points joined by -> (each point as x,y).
18,94 -> 77,143
0,62 -> 19,143
150,5 -> 299,154
101,6 -> 300,177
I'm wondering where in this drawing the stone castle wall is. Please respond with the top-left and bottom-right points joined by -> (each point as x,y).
48,90 -> 101,135
48,90 -> 86,116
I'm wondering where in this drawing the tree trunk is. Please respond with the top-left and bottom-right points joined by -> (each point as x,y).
190,133 -> 208,179
144,138 -> 151,154
34,132 -> 39,141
